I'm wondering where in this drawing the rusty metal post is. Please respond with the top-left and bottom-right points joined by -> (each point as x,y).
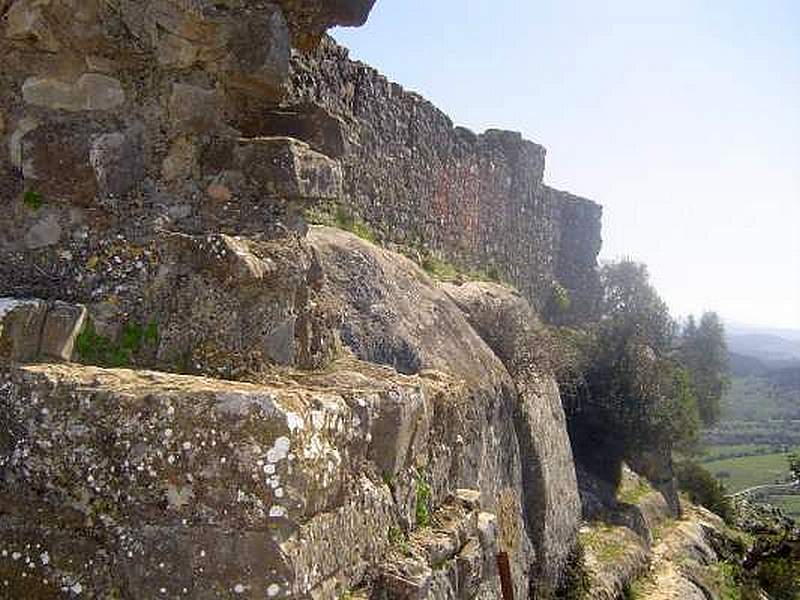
497,551 -> 514,600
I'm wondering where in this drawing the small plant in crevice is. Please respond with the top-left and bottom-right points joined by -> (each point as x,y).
387,525 -> 412,557
553,541 -> 591,600
23,190 -> 44,211
414,470 -> 432,528
548,280 -> 572,315
382,473 -> 396,495
76,317 -> 160,368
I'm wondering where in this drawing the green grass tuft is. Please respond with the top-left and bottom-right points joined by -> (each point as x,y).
414,470 -> 432,528
420,255 -> 459,281
305,204 -> 378,243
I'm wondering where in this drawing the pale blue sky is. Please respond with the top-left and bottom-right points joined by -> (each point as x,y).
334,0 -> 800,329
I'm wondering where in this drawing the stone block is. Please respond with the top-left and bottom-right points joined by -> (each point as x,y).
233,137 -> 342,200
263,318 -> 295,365
218,12 -> 291,96
258,104 -> 347,158
169,83 -> 221,133
0,363 -> 408,597
40,301 -> 87,361
18,122 -> 141,207
24,212 -> 62,249
90,129 -> 144,206
277,0 -> 377,48
456,538 -> 484,598
379,562 -> 436,600
368,386 -> 429,478
9,117 -> 38,169
22,74 -> 125,112
0,298 -> 47,362
20,123 -> 97,204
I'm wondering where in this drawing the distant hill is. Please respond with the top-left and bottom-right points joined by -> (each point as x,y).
726,323 -> 800,343
726,332 -> 800,368
728,352 -> 769,378
720,325 -> 800,423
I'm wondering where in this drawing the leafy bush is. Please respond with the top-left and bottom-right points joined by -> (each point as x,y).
556,260 -> 709,479
788,452 -> 800,481
754,555 -> 800,600
675,460 -> 734,523
678,312 -> 729,427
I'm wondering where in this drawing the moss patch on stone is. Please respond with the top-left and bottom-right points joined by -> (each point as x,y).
305,203 -> 377,243
22,190 -> 44,211
75,318 -> 159,367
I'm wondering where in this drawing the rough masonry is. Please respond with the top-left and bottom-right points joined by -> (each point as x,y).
285,38 -> 603,322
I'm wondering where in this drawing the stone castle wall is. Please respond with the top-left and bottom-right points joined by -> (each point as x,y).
285,39 -> 603,320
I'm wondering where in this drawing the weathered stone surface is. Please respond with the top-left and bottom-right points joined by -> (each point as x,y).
8,117 -> 38,170
255,103 -> 348,158
145,231 -> 338,375
217,11 -> 291,95
309,227 -> 501,382
276,0 -> 377,48
115,1 -> 291,96
19,122 -> 98,204
0,297 -> 47,361
40,301 -> 87,360
169,83 -> 221,133
309,227 -> 537,598
0,362 -> 412,598
5,0 -> 61,51
232,136 -> 343,200
90,128 -> 145,206
443,281 -> 582,595
580,521 -> 649,600
375,493 -> 502,600
24,212 -> 62,249
0,356 -> 516,598
368,385 -> 429,478
22,74 -> 125,111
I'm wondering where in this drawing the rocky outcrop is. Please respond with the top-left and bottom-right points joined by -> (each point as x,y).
0,227 -> 586,598
442,281 -> 581,594
578,468 -> 760,600
309,226 -> 584,597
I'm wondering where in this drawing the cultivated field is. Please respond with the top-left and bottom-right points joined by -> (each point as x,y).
700,443 -> 800,519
